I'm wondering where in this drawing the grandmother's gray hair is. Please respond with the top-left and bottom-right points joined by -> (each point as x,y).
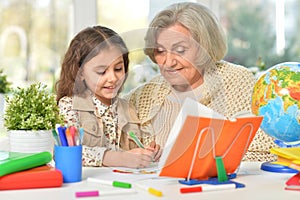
144,2 -> 227,70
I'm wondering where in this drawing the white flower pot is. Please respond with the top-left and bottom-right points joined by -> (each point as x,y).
8,130 -> 54,154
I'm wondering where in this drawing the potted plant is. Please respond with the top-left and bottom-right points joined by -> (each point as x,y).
4,82 -> 63,153
0,68 -> 11,132
0,68 -> 11,94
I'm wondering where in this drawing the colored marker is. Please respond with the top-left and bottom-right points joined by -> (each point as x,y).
52,129 -> 60,146
79,127 -> 84,144
128,131 -> 145,149
57,126 -> 68,146
135,183 -> 163,197
75,189 -> 137,198
180,184 -> 236,193
69,126 -> 77,145
112,169 -> 134,174
87,177 -> 132,188
75,190 -> 99,198
65,127 -> 74,146
72,126 -> 81,146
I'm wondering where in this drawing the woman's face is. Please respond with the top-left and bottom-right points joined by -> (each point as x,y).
82,46 -> 126,105
153,24 -> 203,91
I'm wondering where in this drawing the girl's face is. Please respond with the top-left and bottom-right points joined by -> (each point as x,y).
82,46 -> 126,105
153,24 -> 203,91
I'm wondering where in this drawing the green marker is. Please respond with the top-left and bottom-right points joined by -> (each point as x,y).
128,131 -> 145,149
52,129 -> 60,146
113,181 -> 132,188
87,177 -> 132,188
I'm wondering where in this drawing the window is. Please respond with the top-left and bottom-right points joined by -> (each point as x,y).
0,0 -> 72,89
220,0 -> 300,70
0,0 -> 299,91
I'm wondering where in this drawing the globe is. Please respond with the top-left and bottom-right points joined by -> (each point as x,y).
251,62 -> 300,145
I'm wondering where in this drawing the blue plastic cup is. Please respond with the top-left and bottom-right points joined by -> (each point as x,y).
54,145 -> 82,183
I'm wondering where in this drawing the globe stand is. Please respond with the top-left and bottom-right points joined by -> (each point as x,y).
261,140 -> 300,173
273,140 -> 300,148
261,162 -> 299,173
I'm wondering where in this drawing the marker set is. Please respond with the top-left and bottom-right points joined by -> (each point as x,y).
53,125 -> 84,183
52,125 -> 84,146
75,177 -> 163,198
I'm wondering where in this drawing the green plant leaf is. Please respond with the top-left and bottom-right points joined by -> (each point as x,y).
4,82 -> 63,130
0,68 -> 11,93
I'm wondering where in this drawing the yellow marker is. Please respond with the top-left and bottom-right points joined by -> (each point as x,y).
148,187 -> 163,197
135,183 -> 163,197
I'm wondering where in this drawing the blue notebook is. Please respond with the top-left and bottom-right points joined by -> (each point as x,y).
0,151 -> 52,176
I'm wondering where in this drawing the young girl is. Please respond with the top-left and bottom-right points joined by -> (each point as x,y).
55,26 -> 160,168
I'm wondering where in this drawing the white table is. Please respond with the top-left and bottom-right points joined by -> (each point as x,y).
0,137 -> 299,200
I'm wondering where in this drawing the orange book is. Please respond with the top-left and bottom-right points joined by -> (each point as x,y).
0,165 -> 63,190
158,98 -> 263,180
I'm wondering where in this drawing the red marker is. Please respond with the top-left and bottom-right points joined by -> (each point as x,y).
180,186 -> 202,193
69,126 -> 77,145
180,184 -> 236,193
112,169 -> 133,174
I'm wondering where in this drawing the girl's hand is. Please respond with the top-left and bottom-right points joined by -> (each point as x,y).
102,149 -> 154,168
146,141 -> 162,162
122,148 -> 154,168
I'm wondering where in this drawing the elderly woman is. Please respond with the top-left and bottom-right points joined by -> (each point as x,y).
126,2 -> 276,161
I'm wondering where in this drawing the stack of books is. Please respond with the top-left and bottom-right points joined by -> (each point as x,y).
270,147 -> 300,191
285,172 -> 300,191
270,147 -> 300,171
0,151 -> 63,190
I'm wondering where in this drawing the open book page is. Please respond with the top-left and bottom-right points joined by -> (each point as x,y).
158,98 -> 225,170
110,162 -> 159,174
91,162 -> 160,182
231,110 -> 256,118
